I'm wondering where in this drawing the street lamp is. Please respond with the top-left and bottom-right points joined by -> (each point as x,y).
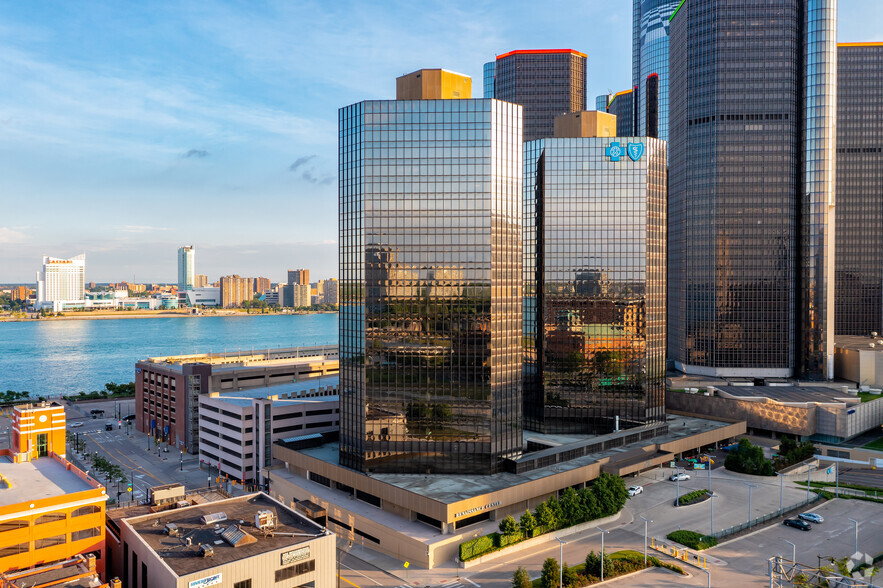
806,464 -> 815,503
701,566 -> 710,588
784,539 -> 796,563
775,472 -> 785,513
674,466 -> 684,505
554,537 -> 566,588
596,527 -> 610,582
709,495 -> 715,538
180,450 -> 184,471
848,518 -> 859,555
639,516 -> 652,566
743,482 -> 758,523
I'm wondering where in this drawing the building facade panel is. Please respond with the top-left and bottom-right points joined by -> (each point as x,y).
632,0 -> 680,140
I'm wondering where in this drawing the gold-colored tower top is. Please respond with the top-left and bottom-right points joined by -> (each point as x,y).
396,69 -> 472,100
554,110 -> 617,138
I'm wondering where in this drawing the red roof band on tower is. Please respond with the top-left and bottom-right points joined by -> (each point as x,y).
496,49 -> 587,60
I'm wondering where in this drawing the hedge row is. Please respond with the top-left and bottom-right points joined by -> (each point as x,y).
666,530 -> 718,550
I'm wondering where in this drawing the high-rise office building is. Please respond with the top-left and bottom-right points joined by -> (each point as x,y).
339,70 -> 523,474
604,89 -> 637,137
483,61 -> 495,98
632,0 -> 680,140
494,49 -> 587,142
668,0 -> 837,379
36,253 -> 86,308
835,42 -> 883,336
524,118 -> 667,434
288,269 -> 309,286
177,245 -> 195,291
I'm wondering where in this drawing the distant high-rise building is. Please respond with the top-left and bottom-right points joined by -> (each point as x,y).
177,245 -> 195,291
322,278 -> 339,305
668,0 -> 836,379
253,276 -> 271,295
524,116 -> 667,433
483,61 -> 495,98
287,269 -> 309,286
494,49 -> 587,141
11,285 -> 29,301
835,42 -> 883,336
291,283 -> 311,308
632,0 -> 680,140
219,275 -> 252,308
601,89 -> 636,136
339,70 -> 523,474
36,254 -> 86,309
194,273 -> 209,288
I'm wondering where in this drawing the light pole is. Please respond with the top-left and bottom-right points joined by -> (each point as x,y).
180,450 -> 184,471
596,527 -> 610,582
675,466 -> 684,505
709,495 -> 715,538
701,566 -> 710,588
835,461 -> 839,498
784,539 -> 796,563
848,518 -> 858,555
639,516 -> 652,565
806,464 -> 815,503
744,482 -> 758,523
555,537 -> 566,588
776,472 -> 785,513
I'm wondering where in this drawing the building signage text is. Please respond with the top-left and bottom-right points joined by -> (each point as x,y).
188,574 -> 222,588
455,501 -> 501,519
281,546 -> 311,566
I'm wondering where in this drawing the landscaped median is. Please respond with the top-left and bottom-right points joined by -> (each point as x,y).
675,489 -> 712,507
460,473 -> 628,565
666,530 -> 718,550
512,549 -> 686,588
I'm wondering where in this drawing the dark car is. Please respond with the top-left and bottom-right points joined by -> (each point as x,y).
783,519 -> 812,531
90,409 -> 105,415
105,422 -> 114,431
122,414 -> 136,423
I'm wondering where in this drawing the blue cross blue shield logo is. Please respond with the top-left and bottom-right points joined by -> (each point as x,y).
605,142 -> 624,162
627,142 -> 644,161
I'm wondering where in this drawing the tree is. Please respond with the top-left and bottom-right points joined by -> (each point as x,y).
560,486 -> 583,525
499,515 -> 519,537
585,550 -> 602,577
512,567 -> 531,588
591,472 -> 629,516
547,495 -> 563,526
725,438 -> 774,476
540,557 -> 560,588
562,562 -> 579,588
519,510 -> 537,538
579,487 -> 601,521
536,501 -> 557,531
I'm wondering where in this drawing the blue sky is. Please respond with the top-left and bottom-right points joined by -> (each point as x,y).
0,1 -> 879,283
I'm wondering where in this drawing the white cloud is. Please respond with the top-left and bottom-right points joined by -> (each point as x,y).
0,227 -> 27,244
119,225 -> 173,234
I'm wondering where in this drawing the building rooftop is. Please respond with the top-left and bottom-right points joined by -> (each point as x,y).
123,493 -> 327,577
0,555 -> 104,588
714,385 -> 859,405
139,345 -> 338,370
835,335 -> 883,352
202,375 -> 339,407
0,455 -> 98,505
292,415 -> 733,503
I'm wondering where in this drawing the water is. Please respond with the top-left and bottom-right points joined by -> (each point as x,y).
0,314 -> 338,396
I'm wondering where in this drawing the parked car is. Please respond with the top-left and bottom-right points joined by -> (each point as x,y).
70,421 -> 85,428
105,422 -> 114,431
628,485 -> 644,496
783,519 -> 812,531
122,414 -> 136,423
90,409 -> 104,415
670,473 -> 691,481
798,512 -> 824,524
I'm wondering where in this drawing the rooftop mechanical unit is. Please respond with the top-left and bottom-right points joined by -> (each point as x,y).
163,523 -> 179,537
255,509 -> 277,532
200,512 -> 228,525
198,544 -> 214,558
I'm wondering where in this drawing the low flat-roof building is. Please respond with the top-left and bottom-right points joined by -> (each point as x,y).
269,415 -> 742,568
198,375 -> 339,485
135,346 -> 338,453
110,493 -> 334,588
834,336 -> 883,388
0,554 -> 115,588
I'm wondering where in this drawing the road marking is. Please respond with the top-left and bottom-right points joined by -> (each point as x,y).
340,562 -> 382,585
463,579 -> 480,587
338,575 -> 361,588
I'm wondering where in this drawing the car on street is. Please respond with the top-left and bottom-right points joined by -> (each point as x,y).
670,473 -> 691,481
783,518 -> 812,531
70,421 -> 85,428
105,422 -> 114,431
122,414 -> 136,423
798,512 -> 824,524
628,485 -> 644,496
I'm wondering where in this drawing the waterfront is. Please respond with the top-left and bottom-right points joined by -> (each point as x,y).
0,313 -> 338,397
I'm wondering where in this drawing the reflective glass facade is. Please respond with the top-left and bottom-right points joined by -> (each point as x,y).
524,137 -> 667,434
835,44 -> 883,336
338,99 -> 523,474
668,0 -> 836,379
495,50 -> 587,142
483,61 -> 495,99
607,90 -> 636,137
632,0 -> 679,140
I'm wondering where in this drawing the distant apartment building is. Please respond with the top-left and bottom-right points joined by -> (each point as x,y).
35,254 -> 86,311
135,346 -> 339,452
193,273 -> 209,288
253,276 -> 271,295
199,375 -> 339,484
292,283 -> 311,308
177,246 -> 195,291
288,269 -> 309,286
219,275 -> 252,307
0,403 -> 108,576
10,286 -> 29,301
317,279 -> 338,305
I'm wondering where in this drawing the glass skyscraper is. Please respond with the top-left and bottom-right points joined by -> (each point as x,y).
668,0 -> 836,379
632,0 -> 679,140
835,43 -> 883,336
494,49 -> 587,142
177,245 -> 195,291
524,136 -> 667,434
338,95 -> 524,475
483,61 -> 495,99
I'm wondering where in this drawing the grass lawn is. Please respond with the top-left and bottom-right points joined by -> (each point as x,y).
857,392 -> 883,403
863,437 -> 883,451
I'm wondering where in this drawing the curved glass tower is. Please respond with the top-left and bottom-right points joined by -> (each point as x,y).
668,0 -> 836,379
632,0 -> 679,141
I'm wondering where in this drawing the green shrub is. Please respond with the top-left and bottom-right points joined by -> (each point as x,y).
499,515 -> 519,537
498,532 -> 522,548
540,558 -> 560,588
667,530 -> 718,550
724,438 -> 775,476
460,534 -> 495,560
677,489 -> 711,506
512,567 -> 531,588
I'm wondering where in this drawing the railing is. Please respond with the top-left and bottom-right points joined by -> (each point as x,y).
713,493 -> 822,539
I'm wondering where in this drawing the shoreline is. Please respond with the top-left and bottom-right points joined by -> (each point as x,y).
0,310 -> 338,323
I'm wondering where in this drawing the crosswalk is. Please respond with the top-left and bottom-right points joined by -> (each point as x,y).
394,579 -> 478,588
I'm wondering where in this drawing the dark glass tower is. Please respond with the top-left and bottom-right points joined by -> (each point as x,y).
524,136 -> 667,434
835,43 -> 883,336
632,0 -> 680,140
483,61 -> 495,99
494,49 -> 587,142
668,0 -> 836,379
339,96 -> 523,475
607,89 -> 636,137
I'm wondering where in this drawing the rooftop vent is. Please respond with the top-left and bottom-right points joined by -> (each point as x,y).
201,512 -> 228,525
198,544 -> 214,558
163,523 -> 179,537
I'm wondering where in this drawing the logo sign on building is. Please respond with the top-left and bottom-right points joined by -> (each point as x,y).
281,546 -> 310,566
606,141 -> 645,162
605,142 -> 624,162
188,574 -> 222,588
627,142 -> 644,161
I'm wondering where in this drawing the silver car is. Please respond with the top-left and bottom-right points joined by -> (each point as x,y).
798,512 -> 824,524
628,485 -> 644,496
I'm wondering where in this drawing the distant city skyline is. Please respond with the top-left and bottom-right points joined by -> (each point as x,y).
0,1 -> 878,282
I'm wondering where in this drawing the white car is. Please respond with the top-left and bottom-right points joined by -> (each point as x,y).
628,485 -> 644,496
670,473 -> 691,481
798,512 -> 824,524
70,421 -> 85,428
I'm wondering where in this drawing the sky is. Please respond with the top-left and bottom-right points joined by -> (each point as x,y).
0,1 -> 880,284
